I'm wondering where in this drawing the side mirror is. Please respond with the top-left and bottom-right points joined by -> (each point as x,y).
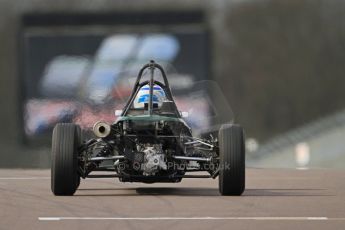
115,110 -> 123,116
181,111 -> 189,118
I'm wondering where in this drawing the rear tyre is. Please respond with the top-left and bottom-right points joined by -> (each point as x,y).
218,124 -> 245,196
51,123 -> 81,196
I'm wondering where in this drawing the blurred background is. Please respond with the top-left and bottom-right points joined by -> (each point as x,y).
1,0 -> 345,169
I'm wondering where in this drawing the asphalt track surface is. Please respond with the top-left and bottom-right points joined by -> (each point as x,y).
0,168 -> 345,230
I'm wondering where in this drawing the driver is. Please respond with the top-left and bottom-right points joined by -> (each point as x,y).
133,84 -> 166,109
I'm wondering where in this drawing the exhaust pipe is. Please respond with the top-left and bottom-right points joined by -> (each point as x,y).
93,121 -> 111,138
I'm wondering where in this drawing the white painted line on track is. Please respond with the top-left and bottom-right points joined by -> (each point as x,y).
296,167 -> 309,170
0,177 -> 50,180
38,217 -> 334,221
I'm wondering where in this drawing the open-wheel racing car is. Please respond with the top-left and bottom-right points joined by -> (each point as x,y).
51,60 -> 245,196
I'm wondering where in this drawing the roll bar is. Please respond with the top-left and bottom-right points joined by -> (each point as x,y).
121,60 -> 180,117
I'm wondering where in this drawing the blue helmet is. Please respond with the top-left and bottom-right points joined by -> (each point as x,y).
134,84 -> 166,108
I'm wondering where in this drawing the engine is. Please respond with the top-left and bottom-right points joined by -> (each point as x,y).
138,144 -> 167,176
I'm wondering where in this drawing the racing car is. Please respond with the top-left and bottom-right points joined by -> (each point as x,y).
51,60 -> 245,196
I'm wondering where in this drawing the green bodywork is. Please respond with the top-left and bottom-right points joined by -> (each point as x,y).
117,115 -> 181,122
116,114 -> 189,126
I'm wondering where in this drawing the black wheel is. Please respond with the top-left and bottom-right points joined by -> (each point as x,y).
218,124 -> 245,196
75,127 -> 83,189
51,123 -> 81,196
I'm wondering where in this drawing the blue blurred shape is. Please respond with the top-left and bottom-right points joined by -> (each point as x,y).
40,55 -> 90,98
95,34 -> 138,62
137,34 -> 180,61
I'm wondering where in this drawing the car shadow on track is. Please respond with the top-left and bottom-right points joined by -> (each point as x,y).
136,187 -> 220,196
75,187 -> 220,196
75,187 -> 332,197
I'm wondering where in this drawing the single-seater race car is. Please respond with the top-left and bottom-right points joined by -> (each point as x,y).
51,60 -> 245,196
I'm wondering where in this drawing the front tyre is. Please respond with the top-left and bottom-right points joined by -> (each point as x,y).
218,124 -> 245,196
51,123 -> 81,196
